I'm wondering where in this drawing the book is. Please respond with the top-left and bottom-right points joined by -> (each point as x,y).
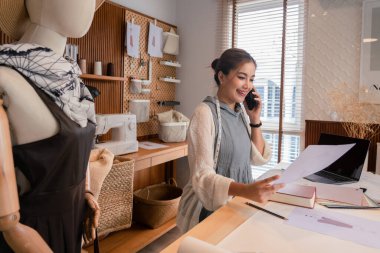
270,184 -> 316,208
315,185 -> 364,206
318,193 -> 380,209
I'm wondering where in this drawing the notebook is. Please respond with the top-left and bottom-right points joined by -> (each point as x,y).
304,133 -> 370,184
270,184 -> 316,208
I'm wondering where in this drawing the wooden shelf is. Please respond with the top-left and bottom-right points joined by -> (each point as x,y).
159,77 -> 181,84
160,61 -> 181,68
122,140 -> 188,172
84,217 -> 177,253
83,140 -> 188,253
80,74 -> 127,82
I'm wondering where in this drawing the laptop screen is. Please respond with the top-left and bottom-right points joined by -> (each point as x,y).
318,133 -> 371,180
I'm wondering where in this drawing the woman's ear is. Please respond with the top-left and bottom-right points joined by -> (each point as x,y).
218,71 -> 225,85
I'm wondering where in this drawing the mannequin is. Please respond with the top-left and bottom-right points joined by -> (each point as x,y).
0,0 -> 105,252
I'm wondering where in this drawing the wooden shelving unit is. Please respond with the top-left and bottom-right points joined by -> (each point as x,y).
80,73 -> 127,82
85,218 -> 176,253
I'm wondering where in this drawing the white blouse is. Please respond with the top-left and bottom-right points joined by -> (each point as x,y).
177,102 -> 272,233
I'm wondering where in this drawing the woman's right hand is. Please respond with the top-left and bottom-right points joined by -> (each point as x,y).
229,175 -> 284,204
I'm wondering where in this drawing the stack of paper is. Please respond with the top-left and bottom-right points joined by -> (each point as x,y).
316,184 -> 380,209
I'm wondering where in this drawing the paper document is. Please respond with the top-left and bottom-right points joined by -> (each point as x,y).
148,23 -> 163,57
138,141 -> 168,150
218,202 -> 380,253
125,22 -> 141,58
275,144 -> 355,184
360,172 -> 380,203
286,207 -> 380,249
341,172 -> 380,203
178,237 -> 233,253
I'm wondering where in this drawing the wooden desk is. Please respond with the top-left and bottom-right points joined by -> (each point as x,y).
160,197 -> 256,253
161,183 -> 380,253
123,139 -> 188,180
86,140 -> 188,253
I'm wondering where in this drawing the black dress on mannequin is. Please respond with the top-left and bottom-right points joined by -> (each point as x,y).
0,80 -> 95,253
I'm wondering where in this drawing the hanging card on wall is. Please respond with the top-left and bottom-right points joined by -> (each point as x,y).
148,22 -> 163,58
125,22 -> 141,58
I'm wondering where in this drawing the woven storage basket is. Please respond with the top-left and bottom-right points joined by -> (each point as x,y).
159,122 -> 188,142
133,180 -> 182,229
97,156 -> 134,236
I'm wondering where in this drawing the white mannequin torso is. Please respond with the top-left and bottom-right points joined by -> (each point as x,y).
0,21 -> 74,194
0,0 -> 95,145
0,23 -> 68,145
0,67 -> 58,145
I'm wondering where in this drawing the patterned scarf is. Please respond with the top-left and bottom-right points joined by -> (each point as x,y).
0,43 -> 96,127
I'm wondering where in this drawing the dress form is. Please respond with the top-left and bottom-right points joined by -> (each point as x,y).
0,0 -> 99,251
0,0 -> 95,145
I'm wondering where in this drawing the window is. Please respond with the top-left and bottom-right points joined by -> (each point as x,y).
228,0 -> 306,177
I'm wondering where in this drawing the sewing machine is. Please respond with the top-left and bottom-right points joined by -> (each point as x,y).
95,114 -> 138,155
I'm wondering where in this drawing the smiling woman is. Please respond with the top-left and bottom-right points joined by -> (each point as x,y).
176,48 -> 284,233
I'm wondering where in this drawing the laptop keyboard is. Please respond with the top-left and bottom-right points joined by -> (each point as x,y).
315,170 -> 351,182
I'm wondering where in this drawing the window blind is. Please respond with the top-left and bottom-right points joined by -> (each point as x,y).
228,0 -> 306,175
216,0 -> 234,55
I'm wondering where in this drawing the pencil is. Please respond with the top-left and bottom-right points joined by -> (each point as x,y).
245,202 -> 288,220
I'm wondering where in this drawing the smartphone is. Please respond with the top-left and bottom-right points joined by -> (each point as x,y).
245,89 -> 258,110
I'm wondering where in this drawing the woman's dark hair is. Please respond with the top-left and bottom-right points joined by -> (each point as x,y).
211,48 -> 257,86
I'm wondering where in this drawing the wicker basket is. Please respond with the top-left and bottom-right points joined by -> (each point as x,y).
133,180 -> 182,229
97,156 -> 134,236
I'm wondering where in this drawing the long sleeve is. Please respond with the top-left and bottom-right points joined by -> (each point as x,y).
177,101 -> 272,233
187,103 -> 234,211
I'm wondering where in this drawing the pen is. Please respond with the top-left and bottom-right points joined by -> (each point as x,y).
245,202 -> 288,220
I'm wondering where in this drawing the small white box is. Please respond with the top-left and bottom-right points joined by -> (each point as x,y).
129,100 -> 150,123
159,122 -> 188,142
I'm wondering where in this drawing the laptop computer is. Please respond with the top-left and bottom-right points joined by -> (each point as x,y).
304,133 -> 370,184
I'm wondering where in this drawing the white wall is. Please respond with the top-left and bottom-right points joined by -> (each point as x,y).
303,0 -> 380,121
110,0 -> 177,25
175,0 -> 220,118
174,0 -> 220,187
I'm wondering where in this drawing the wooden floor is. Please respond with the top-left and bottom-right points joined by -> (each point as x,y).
84,218 -> 176,253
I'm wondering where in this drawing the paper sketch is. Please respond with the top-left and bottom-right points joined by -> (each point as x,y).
148,22 -> 163,57
287,207 -> 380,249
125,22 -> 140,58
275,144 -> 354,184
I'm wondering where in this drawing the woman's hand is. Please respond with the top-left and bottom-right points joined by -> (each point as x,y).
245,175 -> 284,203
83,191 -> 100,245
229,175 -> 284,204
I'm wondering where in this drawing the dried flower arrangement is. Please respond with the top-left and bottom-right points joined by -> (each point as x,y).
329,83 -> 380,139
